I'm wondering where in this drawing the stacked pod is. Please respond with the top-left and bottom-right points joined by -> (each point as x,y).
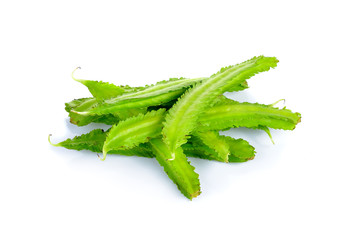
49,56 -> 301,199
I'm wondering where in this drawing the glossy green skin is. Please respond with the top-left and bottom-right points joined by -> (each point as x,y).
193,131 -> 231,162
66,75 -> 248,126
101,109 -> 166,160
66,97 -> 148,126
75,80 -> 126,100
185,135 -> 255,162
66,95 -> 301,132
50,129 -> 106,153
69,74 -> 144,125
198,100 -> 301,131
74,70 -> 248,101
49,128 -> 254,163
149,138 -> 201,200
71,77 -> 248,116
65,98 -> 121,126
74,77 -> 206,116
49,129 -> 155,158
101,99 -> 298,161
63,95 -> 300,163
162,56 -> 279,157
56,59 -> 301,200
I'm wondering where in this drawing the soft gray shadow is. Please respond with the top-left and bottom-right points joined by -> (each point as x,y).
65,118 -> 111,134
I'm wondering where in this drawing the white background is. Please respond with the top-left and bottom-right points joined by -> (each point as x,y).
1,0 -> 348,239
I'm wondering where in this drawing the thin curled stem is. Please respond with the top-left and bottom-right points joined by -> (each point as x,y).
48,134 -> 60,147
97,153 -> 106,161
270,99 -> 286,107
71,67 -> 83,82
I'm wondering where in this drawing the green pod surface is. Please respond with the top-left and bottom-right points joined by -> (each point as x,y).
65,97 -> 146,126
198,100 -> 301,131
162,56 -> 279,159
49,128 -> 254,163
48,129 -> 155,158
193,131 -> 231,163
100,109 -> 167,160
149,138 -> 201,200
73,77 -> 206,116
65,98 -> 120,126
72,67 -> 144,100
74,70 -> 248,102
188,134 -> 255,162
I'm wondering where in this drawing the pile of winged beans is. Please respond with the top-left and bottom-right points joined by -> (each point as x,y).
49,56 -> 301,199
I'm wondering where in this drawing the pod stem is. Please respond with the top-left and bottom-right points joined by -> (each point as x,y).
48,134 -> 60,147
97,152 -> 107,161
71,66 -> 84,82
270,99 -> 285,107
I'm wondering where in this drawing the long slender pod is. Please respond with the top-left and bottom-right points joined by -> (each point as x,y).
75,75 -> 248,102
67,76 -> 248,125
100,109 -> 166,160
49,129 -> 253,162
72,77 -> 206,116
67,78 -> 208,125
162,56 -> 278,158
71,89 -> 182,115
71,76 -> 250,116
48,129 -> 155,158
198,98 -> 301,131
149,138 -> 201,200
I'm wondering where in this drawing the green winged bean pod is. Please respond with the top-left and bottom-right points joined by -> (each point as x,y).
198,99 -> 301,131
72,77 -> 206,116
149,138 -> 201,200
